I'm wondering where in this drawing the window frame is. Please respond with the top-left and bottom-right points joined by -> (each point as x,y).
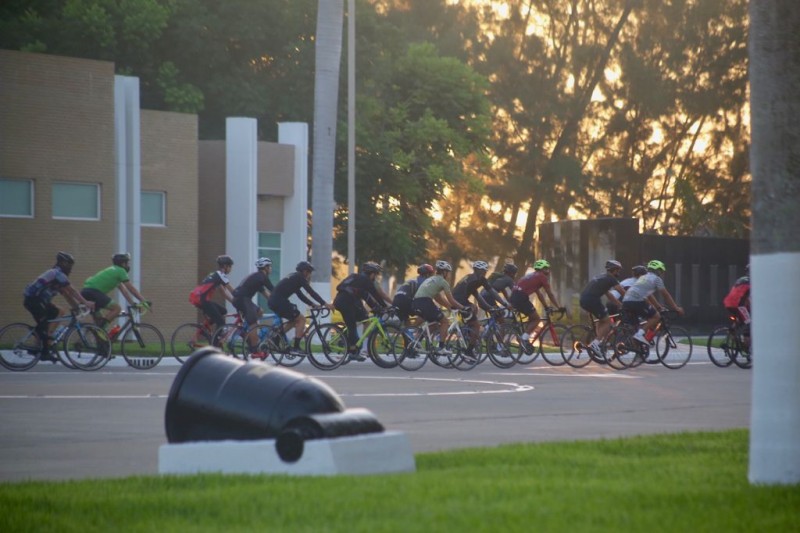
51,182 -> 100,221
141,190 -> 166,227
0,178 -> 35,218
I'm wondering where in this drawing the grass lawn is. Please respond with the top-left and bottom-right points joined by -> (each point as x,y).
1,429 -> 797,532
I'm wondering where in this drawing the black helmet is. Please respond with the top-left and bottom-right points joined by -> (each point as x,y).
56,251 -> 75,265
296,260 -> 314,272
503,263 -> 518,275
632,265 -> 647,276
605,259 -> 622,271
361,261 -> 381,274
216,255 -> 234,267
113,252 -> 131,265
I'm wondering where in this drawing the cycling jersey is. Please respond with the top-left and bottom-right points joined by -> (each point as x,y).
83,265 -> 129,294
414,275 -> 453,300
452,273 -> 493,309
580,272 -> 620,299
609,276 -> 637,300
23,267 -> 71,303
232,271 -> 274,300
269,272 -> 327,307
622,272 -> 664,302
198,270 -> 230,304
513,271 -> 550,295
723,276 -> 750,308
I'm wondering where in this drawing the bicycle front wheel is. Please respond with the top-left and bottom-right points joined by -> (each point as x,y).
211,324 -> 247,359
309,323 -> 348,370
656,326 -> 693,370
446,327 -> 480,371
63,324 -> 110,371
537,324 -> 567,366
170,323 -> 211,364
560,324 -> 594,368
485,326 -> 516,369
120,324 -> 165,369
367,324 -> 402,369
398,326 -> 430,371
706,327 -> 734,367
0,323 -> 41,371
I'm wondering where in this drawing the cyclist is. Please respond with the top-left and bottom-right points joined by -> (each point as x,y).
191,255 -> 235,332
723,264 -> 751,347
508,259 -> 563,346
232,258 -> 275,358
621,259 -> 684,345
23,252 -> 96,361
333,261 -> 387,361
81,252 -> 150,329
266,260 -> 333,358
411,260 -> 466,356
606,265 -> 647,316
392,263 -> 434,323
578,260 -> 627,354
452,260 -> 508,349
480,263 -> 518,309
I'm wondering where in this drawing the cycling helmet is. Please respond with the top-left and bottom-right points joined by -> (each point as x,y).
216,255 -> 234,267
417,263 -> 434,276
605,259 -> 622,270
435,260 -> 452,272
647,259 -> 666,272
503,263 -> 519,275
632,265 -> 647,276
296,260 -> 314,272
361,261 -> 382,274
112,252 -> 131,266
533,259 -> 550,270
472,260 -> 490,272
255,257 -> 272,269
56,251 -> 75,265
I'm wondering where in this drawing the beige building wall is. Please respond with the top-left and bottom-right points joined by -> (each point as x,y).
140,110 -> 199,333
0,51 -> 116,326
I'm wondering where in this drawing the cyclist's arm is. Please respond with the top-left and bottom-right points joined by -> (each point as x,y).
606,284 -> 625,307
657,288 -> 684,315
374,281 -> 393,306
221,284 -> 235,303
60,285 -> 95,312
543,285 -> 561,309
533,289 -> 548,309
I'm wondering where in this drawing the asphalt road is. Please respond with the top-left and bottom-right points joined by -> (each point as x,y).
0,357 -> 751,483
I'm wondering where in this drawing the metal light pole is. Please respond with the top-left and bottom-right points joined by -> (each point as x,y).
347,0 -> 356,274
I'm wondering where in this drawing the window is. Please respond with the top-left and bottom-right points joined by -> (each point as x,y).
258,232 -> 282,311
0,178 -> 34,218
141,191 -> 165,226
52,182 -> 99,220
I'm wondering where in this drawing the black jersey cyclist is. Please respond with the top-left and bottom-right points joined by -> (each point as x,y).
452,260 -> 507,346
578,259 -> 627,353
333,262 -> 386,361
392,264 -> 434,322
267,261 -> 333,355
194,255 -> 235,330
480,263 -> 518,308
232,257 -> 275,357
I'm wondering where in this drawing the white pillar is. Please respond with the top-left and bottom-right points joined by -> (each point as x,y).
114,75 -> 141,289
225,118 -> 258,293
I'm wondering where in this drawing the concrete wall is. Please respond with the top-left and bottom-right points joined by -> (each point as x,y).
0,51 -> 116,326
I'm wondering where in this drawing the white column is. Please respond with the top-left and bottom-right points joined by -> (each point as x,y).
225,118 -> 258,293
114,75 -> 141,289
278,122 -> 329,302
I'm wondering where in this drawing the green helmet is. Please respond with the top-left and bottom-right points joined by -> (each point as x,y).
647,259 -> 666,272
533,259 -> 551,270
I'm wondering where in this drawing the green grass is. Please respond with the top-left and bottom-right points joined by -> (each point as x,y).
1,430 -> 797,532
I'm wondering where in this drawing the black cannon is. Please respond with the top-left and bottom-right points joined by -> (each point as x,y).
164,348 -> 383,462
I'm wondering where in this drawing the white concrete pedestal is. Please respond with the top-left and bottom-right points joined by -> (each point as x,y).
159,431 -> 415,476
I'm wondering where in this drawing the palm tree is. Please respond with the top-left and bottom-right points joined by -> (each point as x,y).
310,0 -> 344,281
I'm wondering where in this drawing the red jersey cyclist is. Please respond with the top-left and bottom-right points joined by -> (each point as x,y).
508,259 -> 563,346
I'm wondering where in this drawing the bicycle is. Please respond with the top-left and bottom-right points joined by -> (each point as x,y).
0,308 -> 103,371
651,310 -> 693,369
504,307 -> 567,366
105,304 -> 165,370
242,311 -> 310,368
322,307 -> 406,370
398,309 -> 477,371
561,312 -> 621,369
478,307 -> 517,369
170,315 -> 222,364
707,313 -> 750,369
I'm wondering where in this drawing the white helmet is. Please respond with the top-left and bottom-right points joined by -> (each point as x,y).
255,257 -> 272,269
435,260 -> 452,272
473,260 -> 489,272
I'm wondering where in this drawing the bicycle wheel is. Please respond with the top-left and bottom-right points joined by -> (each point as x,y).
212,324 -> 247,358
732,334 -> 752,369
560,324 -> 594,368
276,329 -> 304,367
606,325 -> 642,370
398,326 -> 430,371
170,323 -> 211,364
706,327 -> 734,367
367,324 -> 402,369
446,327 -> 479,371
656,326 -> 693,370
507,325 -> 538,365
63,324 -> 110,371
0,323 -> 42,371
310,323 -> 348,369
485,326 -> 516,369
120,323 -> 165,369
537,323 -> 567,366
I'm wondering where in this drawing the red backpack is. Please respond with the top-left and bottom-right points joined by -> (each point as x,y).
189,281 -> 216,307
